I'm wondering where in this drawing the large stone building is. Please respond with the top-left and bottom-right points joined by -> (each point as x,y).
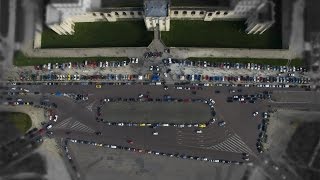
45,0 -> 275,35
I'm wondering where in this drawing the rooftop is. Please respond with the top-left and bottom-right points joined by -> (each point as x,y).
100,0 -> 143,7
45,4 -> 61,25
257,1 -> 275,22
51,0 -> 79,3
171,0 -> 231,7
144,0 -> 168,17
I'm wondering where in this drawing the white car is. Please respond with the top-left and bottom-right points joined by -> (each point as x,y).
110,145 -> 117,149
253,112 -> 259,116
153,132 -> 159,136
68,62 -> 72,68
176,87 -> 183,90
209,99 -> 215,104
46,124 -> 52,129
162,124 -> 169,127
196,130 -> 202,134
53,115 -> 58,122
164,72 -> 168,77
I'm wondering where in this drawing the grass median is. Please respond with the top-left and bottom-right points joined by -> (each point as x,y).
13,51 -> 128,66
41,21 -> 153,48
161,20 -> 282,49
187,57 -> 304,66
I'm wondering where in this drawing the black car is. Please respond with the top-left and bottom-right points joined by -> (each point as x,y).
95,132 -> 102,135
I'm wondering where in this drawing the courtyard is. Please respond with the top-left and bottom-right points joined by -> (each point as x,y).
161,20 -> 282,49
41,21 -> 153,48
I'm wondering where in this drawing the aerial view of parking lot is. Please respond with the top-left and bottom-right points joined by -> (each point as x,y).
0,0 -> 320,180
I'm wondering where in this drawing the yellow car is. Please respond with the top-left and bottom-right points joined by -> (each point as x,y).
199,124 -> 207,128
139,123 -> 146,127
96,84 -> 102,88
67,74 -> 71,81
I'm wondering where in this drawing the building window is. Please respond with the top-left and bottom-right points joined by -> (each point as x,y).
191,11 -> 195,15
199,11 -> 204,15
138,11 -> 142,15
123,12 -> 127,16
208,13 -> 212,16
216,11 -> 220,15
92,13 -> 96,16
224,12 -> 228,15
183,11 -> 187,15
107,13 -> 111,17
130,12 -> 134,15
115,12 -> 119,16
174,11 -> 178,15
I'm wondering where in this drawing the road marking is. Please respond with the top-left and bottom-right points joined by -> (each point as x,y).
86,100 -> 97,112
69,121 -> 95,133
53,117 -> 72,129
209,134 -> 254,154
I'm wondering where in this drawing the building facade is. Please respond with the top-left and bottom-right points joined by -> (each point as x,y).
45,0 -> 275,35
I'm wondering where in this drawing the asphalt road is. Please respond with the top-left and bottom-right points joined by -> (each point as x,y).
2,83 -> 318,180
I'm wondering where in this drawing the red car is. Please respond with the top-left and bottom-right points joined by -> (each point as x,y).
127,140 -> 133,144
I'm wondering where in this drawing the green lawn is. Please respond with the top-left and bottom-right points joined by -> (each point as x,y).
41,21 -> 153,48
14,51 -> 128,66
4,112 -> 32,133
187,57 -> 304,66
161,20 -> 282,49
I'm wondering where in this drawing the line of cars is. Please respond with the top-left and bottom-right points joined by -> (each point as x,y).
62,140 -> 81,179
38,73 -> 150,82
226,91 -> 272,103
256,112 -> 270,153
96,96 -> 217,130
34,59 -> 135,71
67,138 -> 246,165
178,74 -> 310,85
4,98 -> 34,106
163,59 -> 307,73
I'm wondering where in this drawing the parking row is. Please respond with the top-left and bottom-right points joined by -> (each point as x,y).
256,112 -> 270,153
163,59 -> 307,73
62,140 -> 81,179
179,75 -> 310,84
34,59 -> 136,71
6,81 -> 312,90
226,91 -> 272,103
66,138 -> 247,165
